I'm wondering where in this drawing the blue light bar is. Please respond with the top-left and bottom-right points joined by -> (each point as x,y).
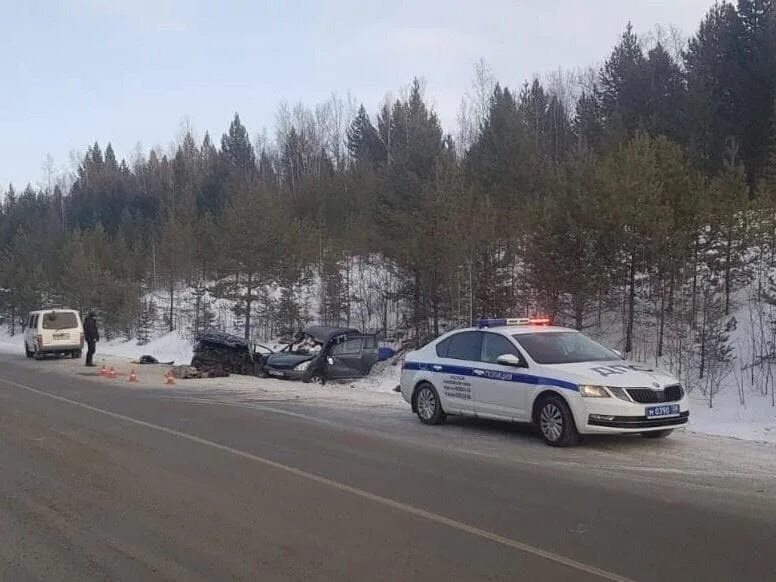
475,317 -> 551,328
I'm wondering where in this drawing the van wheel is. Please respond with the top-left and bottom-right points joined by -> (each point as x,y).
414,383 -> 446,425
642,429 -> 673,439
25,344 -> 33,358
537,395 -> 579,447
72,350 -> 82,359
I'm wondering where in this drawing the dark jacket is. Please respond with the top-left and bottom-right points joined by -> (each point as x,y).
84,315 -> 99,342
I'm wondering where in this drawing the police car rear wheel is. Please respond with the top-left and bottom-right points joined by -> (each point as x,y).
538,396 -> 578,447
415,384 -> 445,425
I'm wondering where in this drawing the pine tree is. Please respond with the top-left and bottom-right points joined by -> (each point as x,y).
696,279 -> 737,407
599,23 -> 647,136
136,300 -> 157,345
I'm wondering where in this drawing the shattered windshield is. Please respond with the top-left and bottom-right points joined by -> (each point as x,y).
290,335 -> 322,355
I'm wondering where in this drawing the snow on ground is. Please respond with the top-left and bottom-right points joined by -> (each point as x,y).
687,388 -> 776,444
99,332 -> 194,365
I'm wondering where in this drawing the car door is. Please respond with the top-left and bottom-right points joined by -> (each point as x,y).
327,335 -> 366,379
434,331 -> 482,414
472,332 -> 530,420
357,334 -> 379,375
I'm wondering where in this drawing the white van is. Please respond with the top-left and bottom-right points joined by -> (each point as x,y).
24,309 -> 84,359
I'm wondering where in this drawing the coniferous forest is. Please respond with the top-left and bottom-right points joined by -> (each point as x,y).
6,2 -> 776,403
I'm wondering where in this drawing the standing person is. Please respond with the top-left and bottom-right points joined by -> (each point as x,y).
83,311 -> 99,367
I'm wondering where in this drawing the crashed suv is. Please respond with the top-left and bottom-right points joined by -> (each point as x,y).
191,330 -> 270,376
264,326 -> 378,384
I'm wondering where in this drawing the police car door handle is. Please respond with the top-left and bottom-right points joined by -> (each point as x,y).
473,369 -> 485,376
432,365 -> 443,371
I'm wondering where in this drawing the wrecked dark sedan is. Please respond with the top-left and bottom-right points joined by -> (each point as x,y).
191,330 -> 271,376
264,326 -> 378,384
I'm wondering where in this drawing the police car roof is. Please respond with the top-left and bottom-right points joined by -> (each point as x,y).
469,325 -> 576,335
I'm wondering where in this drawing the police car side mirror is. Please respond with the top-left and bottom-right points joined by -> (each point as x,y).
496,354 -> 524,367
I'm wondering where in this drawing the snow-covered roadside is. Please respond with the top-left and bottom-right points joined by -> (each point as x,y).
687,388 -> 776,443
99,332 -> 194,365
1,326 -> 774,444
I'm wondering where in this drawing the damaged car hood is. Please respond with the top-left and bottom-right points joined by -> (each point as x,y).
265,353 -> 315,370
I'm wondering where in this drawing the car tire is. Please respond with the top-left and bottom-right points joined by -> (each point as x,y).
642,429 -> 673,439
414,383 -> 446,425
537,395 -> 579,447
25,344 -> 33,358
306,373 -> 326,385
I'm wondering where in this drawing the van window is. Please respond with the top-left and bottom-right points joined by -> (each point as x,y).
446,332 -> 483,361
32,315 -> 38,329
42,312 -> 78,330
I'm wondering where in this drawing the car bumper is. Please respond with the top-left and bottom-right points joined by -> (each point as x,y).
265,368 -> 305,381
587,411 -> 689,429
38,344 -> 83,352
574,397 -> 690,434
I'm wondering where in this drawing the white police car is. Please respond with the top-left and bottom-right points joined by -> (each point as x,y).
400,318 -> 689,446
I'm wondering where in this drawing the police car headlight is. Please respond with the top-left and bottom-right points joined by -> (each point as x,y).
579,385 -> 611,398
294,361 -> 311,372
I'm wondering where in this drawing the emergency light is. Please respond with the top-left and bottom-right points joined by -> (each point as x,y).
475,317 -> 551,328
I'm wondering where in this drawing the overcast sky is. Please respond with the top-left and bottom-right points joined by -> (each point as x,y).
1,0 -> 713,189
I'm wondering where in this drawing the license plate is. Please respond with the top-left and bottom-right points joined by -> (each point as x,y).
268,369 -> 285,377
53,333 -> 69,340
646,404 -> 680,418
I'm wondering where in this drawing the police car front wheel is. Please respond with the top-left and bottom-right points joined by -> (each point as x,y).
537,396 -> 579,447
415,383 -> 446,425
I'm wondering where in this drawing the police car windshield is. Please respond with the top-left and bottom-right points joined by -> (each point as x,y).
513,332 -> 620,364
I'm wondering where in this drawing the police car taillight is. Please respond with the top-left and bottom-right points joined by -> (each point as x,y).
476,317 -> 551,328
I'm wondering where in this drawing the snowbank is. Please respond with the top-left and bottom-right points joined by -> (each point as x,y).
688,388 -> 776,443
99,332 -> 194,365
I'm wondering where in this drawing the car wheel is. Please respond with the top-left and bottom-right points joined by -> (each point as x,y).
303,371 -> 326,385
414,383 -> 446,425
25,343 -> 33,358
537,395 -> 579,447
642,429 -> 673,439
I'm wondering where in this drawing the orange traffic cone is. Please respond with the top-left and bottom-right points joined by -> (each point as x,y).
100,364 -> 108,377
165,370 -> 175,385
108,366 -> 117,379
128,369 -> 138,383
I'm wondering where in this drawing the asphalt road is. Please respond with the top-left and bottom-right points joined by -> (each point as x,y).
1,356 -> 775,581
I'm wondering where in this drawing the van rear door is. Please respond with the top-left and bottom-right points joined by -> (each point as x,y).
41,311 -> 82,348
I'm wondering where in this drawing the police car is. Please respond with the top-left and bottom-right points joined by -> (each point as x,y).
400,318 -> 689,446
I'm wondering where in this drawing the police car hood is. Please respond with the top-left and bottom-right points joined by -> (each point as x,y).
542,360 -> 677,388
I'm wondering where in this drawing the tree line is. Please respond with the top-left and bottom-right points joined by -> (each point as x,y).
4,1 -> 776,402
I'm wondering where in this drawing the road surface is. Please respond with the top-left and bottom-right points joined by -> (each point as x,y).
0,354 -> 775,581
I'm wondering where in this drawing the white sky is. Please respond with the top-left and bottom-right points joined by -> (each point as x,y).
0,0 -> 712,189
